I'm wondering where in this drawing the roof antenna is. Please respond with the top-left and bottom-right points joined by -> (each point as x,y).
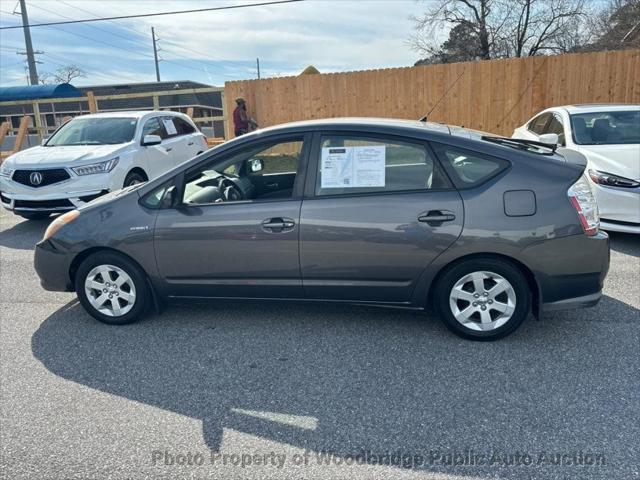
419,68 -> 466,122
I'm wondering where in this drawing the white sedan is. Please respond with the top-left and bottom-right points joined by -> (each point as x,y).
513,104 -> 640,234
0,111 -> 208,220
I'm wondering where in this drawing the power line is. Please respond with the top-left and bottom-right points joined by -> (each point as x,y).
0,0 -> 305,30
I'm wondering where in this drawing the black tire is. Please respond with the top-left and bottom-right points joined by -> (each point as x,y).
434,257 -> 531,341
18,212 -> 50,221
123,171 -> 147,187
75,250 -> 150,325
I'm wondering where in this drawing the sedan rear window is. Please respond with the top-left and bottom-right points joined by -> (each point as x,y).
431,143 -> 509,188
47,117 -> 138,146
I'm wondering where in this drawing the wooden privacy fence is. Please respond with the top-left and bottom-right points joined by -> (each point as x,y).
225,49 -> 640,137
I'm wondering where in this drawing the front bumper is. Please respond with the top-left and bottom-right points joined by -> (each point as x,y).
0,172 -> 112,214
592,183 -> 640,233
34,239 -> 75,292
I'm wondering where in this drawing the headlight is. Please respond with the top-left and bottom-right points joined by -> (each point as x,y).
588,169 -> 640,188
0,164 -> 13,178
72,157 -> 119,176
43,210 -> 80,241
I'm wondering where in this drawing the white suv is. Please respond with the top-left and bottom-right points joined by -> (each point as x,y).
0,111 -> 208,220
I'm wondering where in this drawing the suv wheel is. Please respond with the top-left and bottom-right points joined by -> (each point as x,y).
434,258 -> 531,340
123,171 -> 146,187
75,251 -> 149,325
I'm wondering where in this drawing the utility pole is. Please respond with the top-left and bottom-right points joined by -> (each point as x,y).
151,27 -> 161,82
256,58 -> 260,79
18,0 -> 39,85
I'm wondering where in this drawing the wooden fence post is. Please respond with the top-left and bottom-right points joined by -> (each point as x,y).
13,116 -> 31,152
186,107 -> 194,118
86,91 -> 98,113
33,102 -> 43,142
0,121 -> 10,148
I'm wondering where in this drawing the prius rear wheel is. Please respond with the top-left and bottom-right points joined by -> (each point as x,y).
434,258 -> 531,340
75,251 -> 149,325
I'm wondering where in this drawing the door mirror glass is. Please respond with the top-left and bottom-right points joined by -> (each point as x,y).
248,158 -> 264,173
539,133 -> 559,146
142,134 -> 162,146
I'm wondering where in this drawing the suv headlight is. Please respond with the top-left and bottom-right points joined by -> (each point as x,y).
588,169 -> 640,188
72,157 -> 119,176
0,164 -> 13,178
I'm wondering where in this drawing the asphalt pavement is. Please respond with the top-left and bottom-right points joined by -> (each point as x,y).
1,207 -> 638,480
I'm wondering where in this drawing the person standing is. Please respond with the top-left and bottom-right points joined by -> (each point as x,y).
233,97 -> 250,136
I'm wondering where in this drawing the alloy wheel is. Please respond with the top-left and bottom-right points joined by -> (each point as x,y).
448,270 -> 516,331
84,264 -> 137,317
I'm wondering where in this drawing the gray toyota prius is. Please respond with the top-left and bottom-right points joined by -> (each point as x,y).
34,118 -> 609,340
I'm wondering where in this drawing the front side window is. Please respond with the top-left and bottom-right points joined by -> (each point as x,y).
182,138 -> 304,205
528,113 -> 551,135
46,117 -> 137,146
141,118 -> 166,140
546,115 -> 565,145
570,110 -> 640,145
315,135 -> 449,196
432,143 -> 509,188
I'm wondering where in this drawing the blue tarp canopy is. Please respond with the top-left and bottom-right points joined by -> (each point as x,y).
0,83 -> 82,102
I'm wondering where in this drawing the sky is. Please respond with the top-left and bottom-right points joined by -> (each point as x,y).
0,0 -> 429,87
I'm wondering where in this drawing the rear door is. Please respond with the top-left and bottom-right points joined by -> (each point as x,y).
299,132 -> 464,304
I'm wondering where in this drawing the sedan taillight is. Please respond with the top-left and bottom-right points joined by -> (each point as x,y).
568,175 -> 599,236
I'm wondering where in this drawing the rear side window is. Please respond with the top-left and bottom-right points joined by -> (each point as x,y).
431,143 -> 509,188
315,135 -> 450,196
528,113 -> 551,134
173,117 -> 196,135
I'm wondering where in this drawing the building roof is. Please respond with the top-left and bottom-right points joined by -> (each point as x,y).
0,83 -> 83,102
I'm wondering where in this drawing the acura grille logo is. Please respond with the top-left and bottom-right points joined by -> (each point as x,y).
29,172 -> 43,185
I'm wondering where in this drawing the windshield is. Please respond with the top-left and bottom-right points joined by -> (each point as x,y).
46,117 -> 138,146
570,110 -> 640,145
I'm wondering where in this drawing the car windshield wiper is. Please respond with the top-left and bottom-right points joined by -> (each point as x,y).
481,136 -> 557,155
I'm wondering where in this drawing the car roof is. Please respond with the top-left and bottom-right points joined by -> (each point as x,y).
73,111 -> 188,120
558,104 -> 640,114
255,117 -> 485,137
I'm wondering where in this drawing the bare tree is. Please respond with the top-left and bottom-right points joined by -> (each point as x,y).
411,0 -> 595,64
40,65 -> 87,84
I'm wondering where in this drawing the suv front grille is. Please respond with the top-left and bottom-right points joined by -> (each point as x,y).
12,168 -> 70,187
13,198 -> 74,210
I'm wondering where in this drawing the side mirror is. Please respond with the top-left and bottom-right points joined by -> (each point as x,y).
248,158 -> 263,173
142,134 -> 162,146
160,185 -> 177,208
539,133 -> 559,146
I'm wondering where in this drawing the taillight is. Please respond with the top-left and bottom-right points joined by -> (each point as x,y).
568,175 -> 599,236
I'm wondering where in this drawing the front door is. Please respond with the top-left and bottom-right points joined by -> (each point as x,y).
153,135 -> 310,298
140,116 -> 174,177
300,132 -> 464,304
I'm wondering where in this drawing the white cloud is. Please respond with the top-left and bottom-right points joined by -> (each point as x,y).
0,0 -> 429,86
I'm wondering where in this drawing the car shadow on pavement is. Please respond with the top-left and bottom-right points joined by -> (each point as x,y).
0,217 -> 50,250
608,231 -> 640,257
30,295 -> 640,478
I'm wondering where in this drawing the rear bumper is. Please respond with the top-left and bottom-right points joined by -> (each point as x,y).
521,231 -> 610,313
541,291 -> 601,312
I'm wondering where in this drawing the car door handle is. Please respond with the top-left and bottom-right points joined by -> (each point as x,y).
418,211 -> 456,225
187,141 -> 194,146
165,147 -> 173,152
262,217 -> 295,232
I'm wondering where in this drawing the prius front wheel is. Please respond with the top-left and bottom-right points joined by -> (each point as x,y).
434,258 -> 531,340
75,251 -> 149,325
